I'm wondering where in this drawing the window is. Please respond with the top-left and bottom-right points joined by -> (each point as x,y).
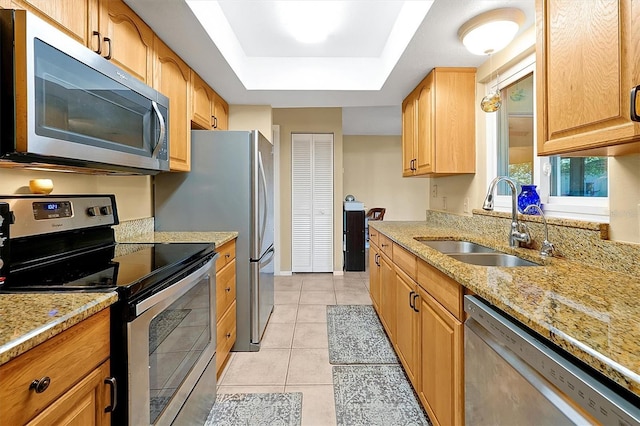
487,55 -> 609,221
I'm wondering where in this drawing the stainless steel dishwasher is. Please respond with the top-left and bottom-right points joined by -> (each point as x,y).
464,295 -> 640,426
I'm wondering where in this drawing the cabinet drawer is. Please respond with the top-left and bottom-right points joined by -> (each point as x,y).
216,239 -> 236,272
0,309 -> 110,425
216,300 -> 236,376
393,243 -> 417,280
417,260 -> 463,321
216,258 -> 236,322
368,228 -> 379,247
379,234 -> 393,258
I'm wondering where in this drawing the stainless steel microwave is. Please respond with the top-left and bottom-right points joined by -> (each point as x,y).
0,9 -> 169,174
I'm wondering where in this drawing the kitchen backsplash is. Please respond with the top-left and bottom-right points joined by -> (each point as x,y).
425,209 -> 640,278
113,217 -> 154,242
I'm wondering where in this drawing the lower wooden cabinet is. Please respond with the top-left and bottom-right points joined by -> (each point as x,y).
215,238 -> 237,377
378,251 -> 396,342
418,286 -> 464,426
368,242 -> 381,312
27,361 -> 111,426
394,267 -> 420,389
369,229 -> 465,426
0,309 -> 113,426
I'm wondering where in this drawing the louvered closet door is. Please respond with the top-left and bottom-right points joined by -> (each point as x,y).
291,133 -> 334,272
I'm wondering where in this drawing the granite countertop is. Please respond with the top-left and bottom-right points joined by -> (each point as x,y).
0,292 -> 118,366
119,231 -> 238,246
370,221 -> 640,398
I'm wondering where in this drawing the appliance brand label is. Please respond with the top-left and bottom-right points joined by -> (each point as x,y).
116,71 -> 127,80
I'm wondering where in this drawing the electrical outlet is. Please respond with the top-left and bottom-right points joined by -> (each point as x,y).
432,185 -> 438,198
463,197 -> 469,213
442,196 -> 447,211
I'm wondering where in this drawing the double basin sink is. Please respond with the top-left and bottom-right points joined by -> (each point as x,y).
415,239 -> 539,267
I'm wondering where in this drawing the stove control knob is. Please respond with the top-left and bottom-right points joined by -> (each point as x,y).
100,205 -> 113,216
87,206 -> 100,217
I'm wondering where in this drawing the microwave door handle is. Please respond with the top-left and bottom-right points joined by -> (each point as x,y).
151,101 -> 166,159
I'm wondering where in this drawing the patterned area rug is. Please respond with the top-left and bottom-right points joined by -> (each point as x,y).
327,305 -> 398,364
206,393 -> 303,426
149,309 -> 190,353
333,365 -> 430,426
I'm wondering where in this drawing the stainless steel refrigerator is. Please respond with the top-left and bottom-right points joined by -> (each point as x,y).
154,130 -> 274,352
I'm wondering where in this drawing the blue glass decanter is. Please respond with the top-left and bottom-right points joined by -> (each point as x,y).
517,184 -> 541,214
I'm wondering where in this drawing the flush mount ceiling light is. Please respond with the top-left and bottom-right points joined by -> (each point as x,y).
277,1 -> 344,44
457,8 -> 525,55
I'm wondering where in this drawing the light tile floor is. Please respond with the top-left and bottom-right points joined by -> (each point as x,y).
217,271 -> 371,426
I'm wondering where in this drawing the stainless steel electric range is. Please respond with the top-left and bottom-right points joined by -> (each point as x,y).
0,194 -> 218,425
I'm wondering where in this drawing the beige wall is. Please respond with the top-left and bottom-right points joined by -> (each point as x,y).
229,105 -> 273,142
430,25 -> 640,244
343,135 -> 428,220
0,169 -> 152,220
273,107 -> 343,273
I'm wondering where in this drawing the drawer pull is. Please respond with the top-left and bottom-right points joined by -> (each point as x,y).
381,243 -> 388,248
226,332 -> 232,338
104,377 -> 117,413
29,376 -> 51,394
225,287 -> 231,292
225,253 -> 231,258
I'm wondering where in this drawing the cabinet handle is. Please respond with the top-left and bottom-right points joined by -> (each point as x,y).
412,293 -> 420,313
103,37 -> 112,60
92,31 -> 102,55
631,85 -> 640,122
381,243 -> 388,248
225,287 -> 231,292
104,377 -> 117,413
408,290 -> 415,310
225,253 -> 231,258
374,253 -> 380,266
226,332 -> 231,338
29,376 -> 51,393
213,116 -> 218,129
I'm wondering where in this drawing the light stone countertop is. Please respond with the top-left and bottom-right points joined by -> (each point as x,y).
370,221 -> 640,398
0,292 -> 118,365
119,231 -> 238,247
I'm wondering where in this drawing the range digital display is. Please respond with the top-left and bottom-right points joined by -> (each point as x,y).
33,201 -> 72,220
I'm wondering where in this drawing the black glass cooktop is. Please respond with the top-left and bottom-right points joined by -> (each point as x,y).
0,242 -> 215,300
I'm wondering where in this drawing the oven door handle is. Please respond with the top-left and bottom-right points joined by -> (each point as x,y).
133,255 -> 217,316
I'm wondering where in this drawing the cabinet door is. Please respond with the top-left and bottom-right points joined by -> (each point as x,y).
9,0 -> 97,47
154,37 -> 191,171
537,0 -> 640,155
415,76 -> 434,174
27,361 -> 111,426
191,70 -> 214,130
99,0 -> 154,84
368,243 -> 381,312
419,287 -> 463,426
379,253 -> 396,343
401,94 -> 416,176
213,93 -> 229,130
394,268 -> 420,389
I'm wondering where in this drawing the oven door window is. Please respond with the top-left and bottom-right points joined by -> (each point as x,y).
33,39 -> 152,156
148,277 -> 212,423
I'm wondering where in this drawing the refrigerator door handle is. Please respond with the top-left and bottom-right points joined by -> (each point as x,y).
258,151 -> 268,253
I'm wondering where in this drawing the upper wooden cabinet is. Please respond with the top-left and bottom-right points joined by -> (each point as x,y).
191,71 -> 229,131
8,0 -> 98,46
213,92 -> 229,131
98,0 -> 154,85
154,37 -> 191,171
402,67 -> 476,177
536,0 -> 640,156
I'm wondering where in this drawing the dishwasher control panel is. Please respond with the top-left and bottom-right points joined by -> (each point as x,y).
464,296 -> 640,426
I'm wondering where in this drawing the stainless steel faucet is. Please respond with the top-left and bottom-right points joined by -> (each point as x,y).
483,176 -> 531,247
523,204 -> 556,257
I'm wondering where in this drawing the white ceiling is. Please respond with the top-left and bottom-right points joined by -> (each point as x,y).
123,0 -> 535,135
